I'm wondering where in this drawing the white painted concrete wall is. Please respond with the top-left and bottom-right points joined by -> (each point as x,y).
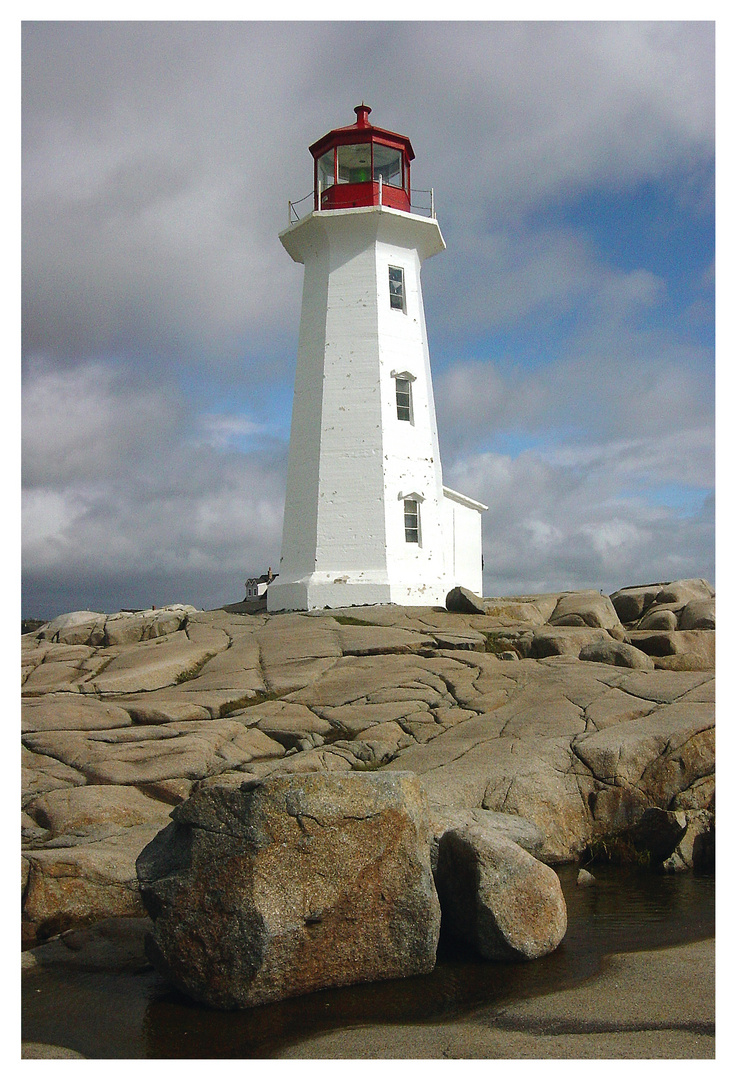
268,204 -> 485,612
442,486 -> 487,597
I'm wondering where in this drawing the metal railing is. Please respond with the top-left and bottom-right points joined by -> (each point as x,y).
410,187 -> 436,218
288,184 -> 436,225
287,191 -> 314,226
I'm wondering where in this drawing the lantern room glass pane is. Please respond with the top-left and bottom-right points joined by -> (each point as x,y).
337,143 -> 372,184
317,150 -> 334,192
373,143 -> 403,188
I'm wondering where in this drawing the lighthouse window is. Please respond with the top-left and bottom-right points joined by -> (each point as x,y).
404,499 -> 420,544
373,144 -> 403,188
337,144 -> 372,184
395,378 -> 413,422
389,266 -> 405,311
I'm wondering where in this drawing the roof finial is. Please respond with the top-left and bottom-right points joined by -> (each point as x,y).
354,103 -> 372,128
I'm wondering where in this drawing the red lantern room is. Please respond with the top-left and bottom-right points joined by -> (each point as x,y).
309,104 -> 414,213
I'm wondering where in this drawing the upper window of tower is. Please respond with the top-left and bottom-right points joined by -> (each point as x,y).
389,266 -> 405,312
337,144 -> 372,184
404,499 -> 420,544
395,378 -> 413,423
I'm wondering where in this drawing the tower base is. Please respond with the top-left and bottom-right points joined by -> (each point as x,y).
266,572 -> 450,612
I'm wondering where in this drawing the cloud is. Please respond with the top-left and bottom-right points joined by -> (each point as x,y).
22,360 -> 287,616
22,357 -> 185,485
436,341 -> 713,458
194,413 -> 269,451
22,22 -> 714,365
445,447 -> 714,596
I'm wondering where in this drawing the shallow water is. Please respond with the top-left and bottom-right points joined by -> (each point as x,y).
22,864 -> 715,1059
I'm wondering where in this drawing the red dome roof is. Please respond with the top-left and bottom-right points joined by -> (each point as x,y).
309,105 -> 415,162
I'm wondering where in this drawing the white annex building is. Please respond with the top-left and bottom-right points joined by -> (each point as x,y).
267,106 -> 486,612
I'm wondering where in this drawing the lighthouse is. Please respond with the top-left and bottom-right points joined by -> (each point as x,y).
267,105 -> 486,613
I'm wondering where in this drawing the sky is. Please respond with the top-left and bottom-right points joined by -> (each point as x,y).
21,17 -> 716,619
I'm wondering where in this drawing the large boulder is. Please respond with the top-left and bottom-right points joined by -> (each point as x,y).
548,591 -> 623,631
136,771 -> 441,1009
434,826 -> 567,960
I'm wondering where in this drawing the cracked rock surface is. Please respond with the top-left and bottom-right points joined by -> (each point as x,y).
22,585 -> 715,946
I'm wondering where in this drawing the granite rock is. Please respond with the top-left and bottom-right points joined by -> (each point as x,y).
435,826 -> 567,960
137,771 -> 441,1008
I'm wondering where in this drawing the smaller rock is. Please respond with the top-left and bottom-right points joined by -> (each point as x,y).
446,586 -> 485,615
576,868 -> 596,887
435,826 -> 567,961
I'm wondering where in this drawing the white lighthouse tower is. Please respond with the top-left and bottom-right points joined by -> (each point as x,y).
267,105 -> 486,613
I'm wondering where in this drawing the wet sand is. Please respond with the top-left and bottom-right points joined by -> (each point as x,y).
278,938 -> 715,1058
